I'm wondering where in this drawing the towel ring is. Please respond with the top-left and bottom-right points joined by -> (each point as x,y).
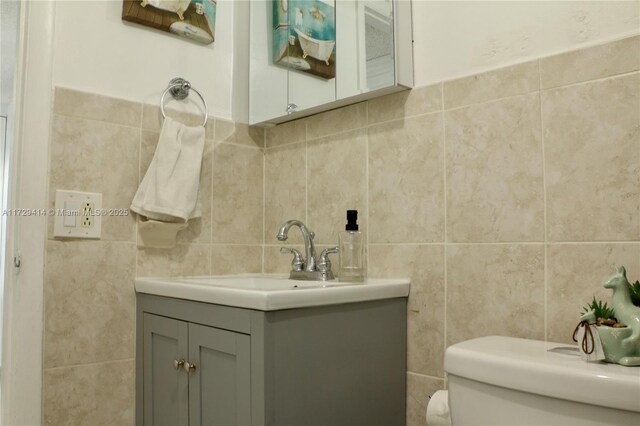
160,77 -> 208,127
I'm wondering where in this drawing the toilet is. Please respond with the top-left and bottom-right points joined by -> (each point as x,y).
441,336 -> 640,425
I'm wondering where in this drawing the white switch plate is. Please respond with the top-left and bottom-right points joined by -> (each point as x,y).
54,190 -> 102,239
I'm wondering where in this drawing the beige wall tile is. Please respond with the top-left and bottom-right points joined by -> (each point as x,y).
211,245 -> 263,275
540,35 -> 640,89
263,244 -> 304,275
446,94 -> 544,242
49,115 -> 139,242
211,143 -> 263,244
306,103 -> 367,139
141,104 -> 214,140
44,359 -> 134,426
54,87 -> 141,127
264,142 -> 306,244
368,84 -> 442,124
443,61 -> 539,109
266,118 -> 307,148
543,73 -> 640,242
546,243 -> 640,344
307,129 -> 367,244
369,114 -> 444,243
215,119 -> 264,147
136,244 -> 211,277
407,373 -> 445,426
44,241 -> 136,368
446,244 -> 545,346
369,245 -> 444,377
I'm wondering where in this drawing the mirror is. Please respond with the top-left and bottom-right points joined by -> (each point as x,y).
249,0 -> 412,125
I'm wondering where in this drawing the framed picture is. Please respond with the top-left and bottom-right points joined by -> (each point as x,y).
122,0 -> 217,45
273,0 -> 336,79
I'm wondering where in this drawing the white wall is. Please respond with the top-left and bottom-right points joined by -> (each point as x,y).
413,0 -> 640,86
48,1 -> 640,122
52,0 -> 235,119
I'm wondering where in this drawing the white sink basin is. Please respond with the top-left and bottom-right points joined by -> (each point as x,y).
135,274 -> 410,311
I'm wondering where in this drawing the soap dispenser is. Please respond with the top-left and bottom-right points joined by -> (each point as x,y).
338,210 -> 364,282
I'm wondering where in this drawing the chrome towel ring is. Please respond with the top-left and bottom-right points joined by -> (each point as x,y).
160,77 -> 208,127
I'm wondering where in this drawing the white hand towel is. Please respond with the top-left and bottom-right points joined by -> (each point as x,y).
131,116 -> 205,222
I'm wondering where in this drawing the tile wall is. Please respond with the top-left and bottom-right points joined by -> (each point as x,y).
42,90 -> 264,425
263,35 -> 640,426
42,35 -> 639,425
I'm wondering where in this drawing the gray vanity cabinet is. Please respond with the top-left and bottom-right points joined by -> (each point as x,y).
142,314 -> 189,426
141,312 -> 251,426
136,293 -> 407,426
187,323 -> 251,425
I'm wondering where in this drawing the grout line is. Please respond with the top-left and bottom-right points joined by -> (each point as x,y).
211,243 -> 268,247
441,82 -> 448,354
365,107 -> 444,129
134,102 -> 144,277
53,111 -> 143,131
262,134 -> 266,274
214,140 -> 263,151
44,357 -> 135,372
444,90 -> 538,114
210,134 -> 215,247
263,139 -> 306,151
366,242 -> 446,246
546,240 -> 640,245
364,241 -> 640,246
305,121 -> 368,142
540,69 -> 640,92
406,371 -> 446,382
304,122 -> 309,227
538,59 -> 549,342
365,101 -> 370,277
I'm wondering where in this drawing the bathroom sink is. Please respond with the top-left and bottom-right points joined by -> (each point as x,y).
135,274 -> 410,311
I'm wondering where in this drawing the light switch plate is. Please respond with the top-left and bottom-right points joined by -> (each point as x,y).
53,190 -> 102,239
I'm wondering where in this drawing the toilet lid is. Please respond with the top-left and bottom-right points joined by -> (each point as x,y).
445,336 -> 640,413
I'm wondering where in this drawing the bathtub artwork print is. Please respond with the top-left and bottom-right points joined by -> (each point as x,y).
273,0 -> 336,79
121,0 -> 217,45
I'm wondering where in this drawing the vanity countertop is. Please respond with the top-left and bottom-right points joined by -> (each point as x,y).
135,274 -> 410,311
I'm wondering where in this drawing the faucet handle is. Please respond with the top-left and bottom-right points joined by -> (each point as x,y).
318,246 -> 339,280
280,247 -> 305,272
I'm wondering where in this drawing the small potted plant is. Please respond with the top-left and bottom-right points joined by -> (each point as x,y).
575,267 -> 640,366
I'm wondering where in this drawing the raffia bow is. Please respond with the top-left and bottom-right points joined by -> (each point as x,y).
572,321 -> 595,354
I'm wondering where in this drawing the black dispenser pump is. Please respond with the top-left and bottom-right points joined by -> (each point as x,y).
345,210 -> 359,231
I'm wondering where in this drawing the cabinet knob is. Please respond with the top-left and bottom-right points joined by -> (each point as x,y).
184,361 -> 197,373
173,359 -> 185,370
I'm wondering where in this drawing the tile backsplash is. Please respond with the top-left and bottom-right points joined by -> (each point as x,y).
43,35 -> 639,425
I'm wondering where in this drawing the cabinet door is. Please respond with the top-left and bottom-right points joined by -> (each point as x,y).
188,323 -> 251,426
143,313 -> 189,426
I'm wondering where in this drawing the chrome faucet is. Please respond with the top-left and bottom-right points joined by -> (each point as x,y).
277,219 -> 318,271
277,219 -> 338,281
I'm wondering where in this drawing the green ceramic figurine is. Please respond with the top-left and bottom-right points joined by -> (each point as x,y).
581,266 -> 640,366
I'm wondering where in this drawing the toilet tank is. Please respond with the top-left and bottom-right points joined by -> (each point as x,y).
445,336 -> 640,426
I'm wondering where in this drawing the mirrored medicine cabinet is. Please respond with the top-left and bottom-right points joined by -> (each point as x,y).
249,0 -> 413,126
